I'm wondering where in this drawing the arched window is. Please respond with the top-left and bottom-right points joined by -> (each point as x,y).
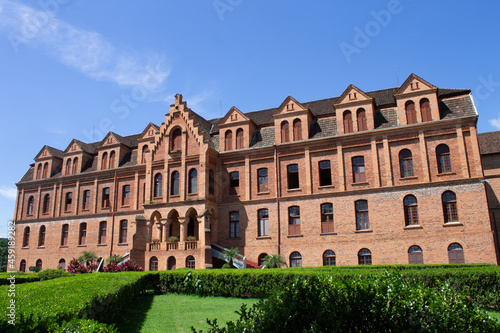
171,171 -> 180,196
72,157 -> 79,174
79,223 -> 87,245
36,164 -> 42,180
343,110 -> 353,133
321,203 -> 334,233
101,152 -> 108,170
109,151 -> 116,169
141,145 -> 149,164
19,259 -> 26,272
149,256 -> 158,271
38,225 -> 46,247
42,162 -> 49,178
319,160 -> 332,186
188,169 -> 197,194
399,149 -> 414,178
323,250 -> 336,266
27,196 -> 34,216
119,220 -> 127,243
122,185 -> 130,206
99,221 -> 107,244
436,144 -> 451,173
357,108 -> 367,131
171,128 -> 182,151
289,251 -> 302,267
42,194 -> 50,214
186,255 -> 195,269
154,173 -> 162,198
288,206 -> 301,235
61,224 -> 69,246
358,248 -> 372,265
65,159 -> 72,175
404,195 -> 418,226
420,98 -> 432,122
448,243 -> 465,264
225,130 -> 233,151
405,100 -> 417,124
36,259 -> 42,271
287,164 -> 299,189
258,168 -> 268,192
258,253 -> 268,266
58,259 -> 66,270
22,227 -> 30,247
208,170 -> 215,195
65,192 -> 73,212
281,121 -> 290,143
293,119 -> 302,141
408,245 -> 423,264
258,208 -> 269,237
442,191 -> 458,223
355,200 -> 369,230
352,156 -> 365,183
236,128 -> 244,149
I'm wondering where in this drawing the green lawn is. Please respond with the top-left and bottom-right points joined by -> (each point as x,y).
115,293 -> 259,332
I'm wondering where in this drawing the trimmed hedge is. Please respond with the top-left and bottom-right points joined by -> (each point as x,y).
0,272 -> 40,286
159,264 -> 500,308
0,272 -> 157,332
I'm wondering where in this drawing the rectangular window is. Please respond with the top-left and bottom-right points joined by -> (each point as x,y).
99,221 -> 107,244
287,164 -> 299,190
122,185 -> 130,206
319,161 -> 332,186
83,190 -> 91,210
352,157 -> 366,183
258,168 -> 268,193
119,220 -> 127,243
355,200 -> 369,230
229,211 -> 239,238
65,192 -> 72,212
288,206 -> 301,235
229,171 -> 239,195
79,223 -> 87,245
102,187 -> 110,208
321,203 -> 334,233
61,224 -> 69,246
258,209 -> 269,236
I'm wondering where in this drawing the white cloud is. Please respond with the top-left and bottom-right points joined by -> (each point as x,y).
0,186 -> 17,200
0,0 -> 169,89
489,116 -> 500,130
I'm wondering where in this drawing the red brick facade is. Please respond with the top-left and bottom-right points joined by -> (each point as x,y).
13,74 -> 499,272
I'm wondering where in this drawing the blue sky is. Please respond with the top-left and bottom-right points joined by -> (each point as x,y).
0,1 -> 499,238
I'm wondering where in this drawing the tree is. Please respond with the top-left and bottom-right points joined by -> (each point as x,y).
262,254 -> 287,268
77,251 -> 99,272
219,247 -> 240,268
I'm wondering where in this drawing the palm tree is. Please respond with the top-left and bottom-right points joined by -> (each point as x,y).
106,254 -> 123,264
262,254 -> 287,268
78,251 -> 99,266
219,247 -> 240,268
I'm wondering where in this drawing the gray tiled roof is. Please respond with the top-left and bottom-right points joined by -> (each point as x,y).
478,131 -> 500,155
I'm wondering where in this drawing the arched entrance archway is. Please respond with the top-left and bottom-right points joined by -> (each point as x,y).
167,256 -> 176,270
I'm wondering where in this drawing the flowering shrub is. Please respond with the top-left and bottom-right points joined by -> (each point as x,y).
67,258 -> 88,274
103,260 -> 143,272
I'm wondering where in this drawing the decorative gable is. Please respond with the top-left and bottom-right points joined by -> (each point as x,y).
137,123 -> 159,164
334,85 -> 375,135
273,96 -> 313,144
394,74 -> 440,125
218,106 -> 256,152
334,84 -> 373,106
33,146 -> 63,180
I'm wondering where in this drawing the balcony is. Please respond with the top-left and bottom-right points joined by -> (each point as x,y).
166,242 -> 178,251
185,241 -> 197,250
149,242 -> 162,251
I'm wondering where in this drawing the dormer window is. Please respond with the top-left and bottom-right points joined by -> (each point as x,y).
65,159 -> 72,175
343,111 -> 353,133
101,152 -> 108,170
109,151 -> 116,169
236,128 -> 244,149
225,130 -> 233,151
36,164 -> 42,180
42,163 -> 49,178
293,119 -> 302,141
405,100 -> 417,125
141,145 -> 148,164
281,121 -> 290,143
72,158 -> 79,174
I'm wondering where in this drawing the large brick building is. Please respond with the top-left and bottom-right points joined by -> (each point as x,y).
13,74 -> 499,271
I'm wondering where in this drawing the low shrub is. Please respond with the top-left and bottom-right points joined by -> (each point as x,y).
0,272 -> 151,332
38,268 -> 71,281
0,272 -> 39,285
51,318 -> 118,333
196,272 -> 500,332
